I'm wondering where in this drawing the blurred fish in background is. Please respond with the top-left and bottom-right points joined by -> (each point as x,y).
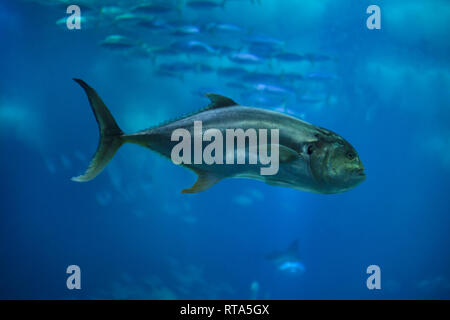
266,240 -> 306,274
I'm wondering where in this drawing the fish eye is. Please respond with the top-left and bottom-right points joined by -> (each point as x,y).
346,152 -> 355,160
307,145 -> 314,155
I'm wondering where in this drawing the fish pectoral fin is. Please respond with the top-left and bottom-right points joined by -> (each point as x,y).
278,145 -> 300,163
181,171 -> 222,194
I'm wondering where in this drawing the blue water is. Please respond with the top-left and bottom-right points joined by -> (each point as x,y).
1,0 -> 449,299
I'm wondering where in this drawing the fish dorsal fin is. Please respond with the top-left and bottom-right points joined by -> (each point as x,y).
205,93 -> 238,109
146,94 -> 238,131
182,170 -> 223,194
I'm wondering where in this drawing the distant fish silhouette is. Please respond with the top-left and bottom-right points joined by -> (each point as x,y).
266,240 -> 306,273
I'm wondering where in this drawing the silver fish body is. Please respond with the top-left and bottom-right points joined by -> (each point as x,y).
72,79 -> 365,194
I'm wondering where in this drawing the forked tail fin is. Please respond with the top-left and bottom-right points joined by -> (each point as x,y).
72,78 -> 124,182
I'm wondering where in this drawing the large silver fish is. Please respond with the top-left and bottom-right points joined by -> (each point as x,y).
72,79 -> 365,194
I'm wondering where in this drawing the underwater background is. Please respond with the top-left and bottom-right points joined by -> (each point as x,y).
1,0 -> 449,299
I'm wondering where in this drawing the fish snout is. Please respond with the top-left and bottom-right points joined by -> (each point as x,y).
351,161 -> 366,182
355,167 -> 365,177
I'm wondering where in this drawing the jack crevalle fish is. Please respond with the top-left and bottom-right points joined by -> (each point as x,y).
72,79 -> 365,194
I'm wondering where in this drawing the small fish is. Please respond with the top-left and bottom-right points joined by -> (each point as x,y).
137,17 -> 172,30
131,2 -> 176,14
245,34 -> 284,47
72,79 -> 365,194
100,6 -> 124,17
266,240 -> 306,274
247,43 -> 281,58
156,62 -> 213,77
100,35 -> 140,50
172,25 -> 201,36
113,13 -> 157,30
304,53 -> 331,63
253,83 -> 294,96
114,13 -> 149,24
241,92 -> 287,108
228,52 -> 263,64
158,62 -> 213,74
274,52 -> 305,62
281,72 -> 304,82
215,44 -> 238,55
171,40 -> 217,55
205,22 -> 243,33
56,15 -> 95,29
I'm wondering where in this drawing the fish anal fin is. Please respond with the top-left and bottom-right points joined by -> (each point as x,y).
181,171 -> 222,194
205,93 -> 238,109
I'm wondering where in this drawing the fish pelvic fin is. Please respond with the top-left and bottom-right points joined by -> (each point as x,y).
181,170 -> 222,194
72,78 -> 124,182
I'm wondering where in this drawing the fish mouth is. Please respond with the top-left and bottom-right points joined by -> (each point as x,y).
352,168 -> 366,178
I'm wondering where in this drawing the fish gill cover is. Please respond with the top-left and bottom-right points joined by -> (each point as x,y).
0,0 -> 449,300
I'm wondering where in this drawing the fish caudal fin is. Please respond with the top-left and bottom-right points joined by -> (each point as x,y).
182,170 -> 222,194
72,78 -> 124,182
